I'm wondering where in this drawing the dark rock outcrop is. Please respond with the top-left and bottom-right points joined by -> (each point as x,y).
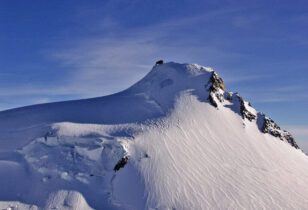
210,72 -> 226,92
208,72 -> 226,108
284,132 -> 299,149
261,115 -> 299,149
114,156 -> 129,172
205,71 -> 300,150
209,92 -> 218,108
236,94 -> 256,121
262,117 -> 280,133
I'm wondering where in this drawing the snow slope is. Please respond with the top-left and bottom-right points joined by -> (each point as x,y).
0,62 -> 307,209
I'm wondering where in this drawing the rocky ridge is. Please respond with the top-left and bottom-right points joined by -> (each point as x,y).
261,114 -> 299,149
208,71 -> 299,149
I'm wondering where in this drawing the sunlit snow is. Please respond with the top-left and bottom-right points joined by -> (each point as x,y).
0,62 -> 307,209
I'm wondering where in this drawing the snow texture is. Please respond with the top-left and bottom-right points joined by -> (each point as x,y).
0,62 -> 307,209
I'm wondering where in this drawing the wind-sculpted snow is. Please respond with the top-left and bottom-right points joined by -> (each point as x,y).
0,62 -> 307,209
130,94 -> 308,209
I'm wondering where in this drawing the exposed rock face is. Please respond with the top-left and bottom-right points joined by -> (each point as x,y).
209,92 -> 218,108
205,71 -> 298,150
208,72 -> 226,108
284,132 -> 299,149
262,116 -> 280,133
261,116 -> 299,149
211,72 -> 226,92
236,94 -> 256,121
114,156 -> 129,172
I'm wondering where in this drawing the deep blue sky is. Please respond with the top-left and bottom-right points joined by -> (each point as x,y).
1,0 -> 308,151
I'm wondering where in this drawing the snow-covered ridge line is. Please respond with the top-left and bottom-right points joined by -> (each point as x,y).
207,69 -> 299,149
260,114 -> 299,149
0,61 -> 306,209
0,61 -> 300,151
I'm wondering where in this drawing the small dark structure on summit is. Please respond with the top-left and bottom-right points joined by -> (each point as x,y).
156,60 -> 164,65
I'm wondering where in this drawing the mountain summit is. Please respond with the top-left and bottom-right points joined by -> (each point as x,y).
0,62 -> 307,209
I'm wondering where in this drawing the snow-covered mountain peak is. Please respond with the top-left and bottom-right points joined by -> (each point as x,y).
128,62 -> 214,92
151,62 -> 214,76
0,61 -> 307,210
125,62 -> 221,111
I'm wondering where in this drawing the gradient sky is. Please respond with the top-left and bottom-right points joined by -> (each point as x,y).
0,0 -> 308,152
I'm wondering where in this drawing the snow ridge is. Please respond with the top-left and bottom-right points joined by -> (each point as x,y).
0,61 -> 306,210
206,69 -> 298,149
260,114 -> 299,149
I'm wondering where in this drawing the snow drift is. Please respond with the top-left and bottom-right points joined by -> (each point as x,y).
0,62 -> 307,209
